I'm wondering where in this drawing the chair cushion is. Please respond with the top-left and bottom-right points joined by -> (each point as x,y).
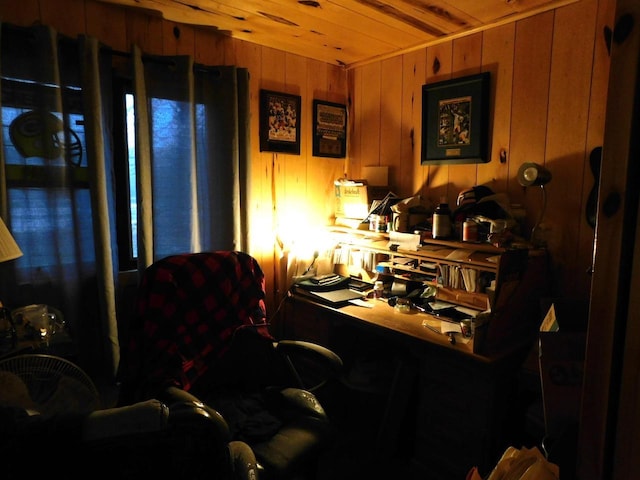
203,389 -> 283,442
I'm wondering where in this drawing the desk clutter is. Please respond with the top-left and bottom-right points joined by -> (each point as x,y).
333,180 -> 537,250
285,252 -> 549,477
294,272 -> 483,347
291,225 -> 547,356
287,191 -> 550,478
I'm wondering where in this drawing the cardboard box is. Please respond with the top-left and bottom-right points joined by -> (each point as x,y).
334,182 -> 369,219
538,299 -> 588,439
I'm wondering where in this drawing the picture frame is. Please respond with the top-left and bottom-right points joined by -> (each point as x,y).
260,89 -> 301,154
421,72 -> 490,165
312,99 -> 347,158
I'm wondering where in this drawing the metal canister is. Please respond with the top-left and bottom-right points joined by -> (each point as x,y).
460,318 -> 473,338
462,219 -> 478,242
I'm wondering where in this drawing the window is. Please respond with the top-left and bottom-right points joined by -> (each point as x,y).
113,77 -> 138,271
2,78 -> 95,281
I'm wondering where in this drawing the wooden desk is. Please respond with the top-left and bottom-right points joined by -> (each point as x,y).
283,293 -> 535,479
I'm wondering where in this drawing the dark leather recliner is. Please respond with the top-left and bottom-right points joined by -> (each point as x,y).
0,354 -> 257,480
118,251 -> 343,480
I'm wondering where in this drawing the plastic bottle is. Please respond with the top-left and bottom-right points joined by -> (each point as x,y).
432,197 -> 452,239
373,281 -> 384,299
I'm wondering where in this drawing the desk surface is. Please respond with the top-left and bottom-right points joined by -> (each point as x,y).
288,293 -> 512,363
286,289 -> 534,478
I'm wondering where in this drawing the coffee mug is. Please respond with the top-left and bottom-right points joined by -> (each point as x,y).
392,212 -> 409,232
392,213 -> 429,232
369,214 -> 388,232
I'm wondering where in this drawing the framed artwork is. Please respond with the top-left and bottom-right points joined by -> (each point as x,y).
421,72 -> 490,165
260,89 -> 301,154
312,99 -> 347,158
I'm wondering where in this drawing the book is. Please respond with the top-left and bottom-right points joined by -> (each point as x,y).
296,275 -> 350,292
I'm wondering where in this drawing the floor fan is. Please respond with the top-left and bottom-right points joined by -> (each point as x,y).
0,353 -> 101,417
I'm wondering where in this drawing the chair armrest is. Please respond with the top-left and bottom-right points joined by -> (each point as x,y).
276,339 -> 343,369
82,399 -> 168,441
81,397 -> 255,479
229,440 -> 260,480
275,339 -> 343,392
160,385 -> 231,441
84,389 -> 231,448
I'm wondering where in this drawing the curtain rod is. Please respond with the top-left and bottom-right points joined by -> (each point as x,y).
1,22 -> 220,72
109,48 -> 224,73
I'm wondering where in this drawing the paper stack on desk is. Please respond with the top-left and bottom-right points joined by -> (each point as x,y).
420,301 -> 483,344
294,287 -> 366,307
387,231 -> 421,251
311,288 -> 365,304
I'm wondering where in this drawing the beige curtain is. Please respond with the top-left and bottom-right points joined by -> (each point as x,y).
131,46 -> 251,270
0,23 -> 119,380
1,23 -> 252,385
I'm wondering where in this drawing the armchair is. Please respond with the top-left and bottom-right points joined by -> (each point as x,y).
118,251 -> 344,480
0,354 -> 257,480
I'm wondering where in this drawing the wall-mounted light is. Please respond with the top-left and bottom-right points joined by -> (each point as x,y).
517,162 -> 552,187
517,162 -> 552,246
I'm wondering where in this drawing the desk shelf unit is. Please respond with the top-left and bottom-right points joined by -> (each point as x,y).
326,227 -> 541,352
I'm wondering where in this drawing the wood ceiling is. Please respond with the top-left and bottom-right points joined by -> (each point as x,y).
97,0 -> 579,68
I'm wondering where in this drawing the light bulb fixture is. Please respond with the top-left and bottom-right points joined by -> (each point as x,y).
517,162 -> 552,187
517,163 -> 552,246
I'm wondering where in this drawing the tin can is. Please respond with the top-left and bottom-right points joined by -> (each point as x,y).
460,319 -> 473,337
462,220 -> 478,242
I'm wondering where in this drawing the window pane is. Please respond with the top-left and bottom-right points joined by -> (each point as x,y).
149,97 -> 194,257
8,186 -> 95,281
2,80 -> 86,168
125,93 -> 137,259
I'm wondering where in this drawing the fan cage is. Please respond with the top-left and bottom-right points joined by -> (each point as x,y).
0,353 -> 101,415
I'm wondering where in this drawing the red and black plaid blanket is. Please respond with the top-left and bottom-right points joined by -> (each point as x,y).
119,251 -> 273,402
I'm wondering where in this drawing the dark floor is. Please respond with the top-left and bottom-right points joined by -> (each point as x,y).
311,363 -> 551,480
313,380 -> 422,480
316,431 -> 421,480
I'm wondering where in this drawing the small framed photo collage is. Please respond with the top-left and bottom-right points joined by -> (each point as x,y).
259,90 -> 347,158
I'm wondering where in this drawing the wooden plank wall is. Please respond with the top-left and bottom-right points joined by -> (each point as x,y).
0,0 -> 616,310
348,0 -> 616,303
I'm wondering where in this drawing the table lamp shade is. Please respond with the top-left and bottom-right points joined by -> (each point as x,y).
0,217 -> 22,263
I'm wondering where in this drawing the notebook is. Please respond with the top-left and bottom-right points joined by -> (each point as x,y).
302,288 -> 366,306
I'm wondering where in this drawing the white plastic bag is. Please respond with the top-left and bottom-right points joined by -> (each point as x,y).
484,446 -> 559,480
